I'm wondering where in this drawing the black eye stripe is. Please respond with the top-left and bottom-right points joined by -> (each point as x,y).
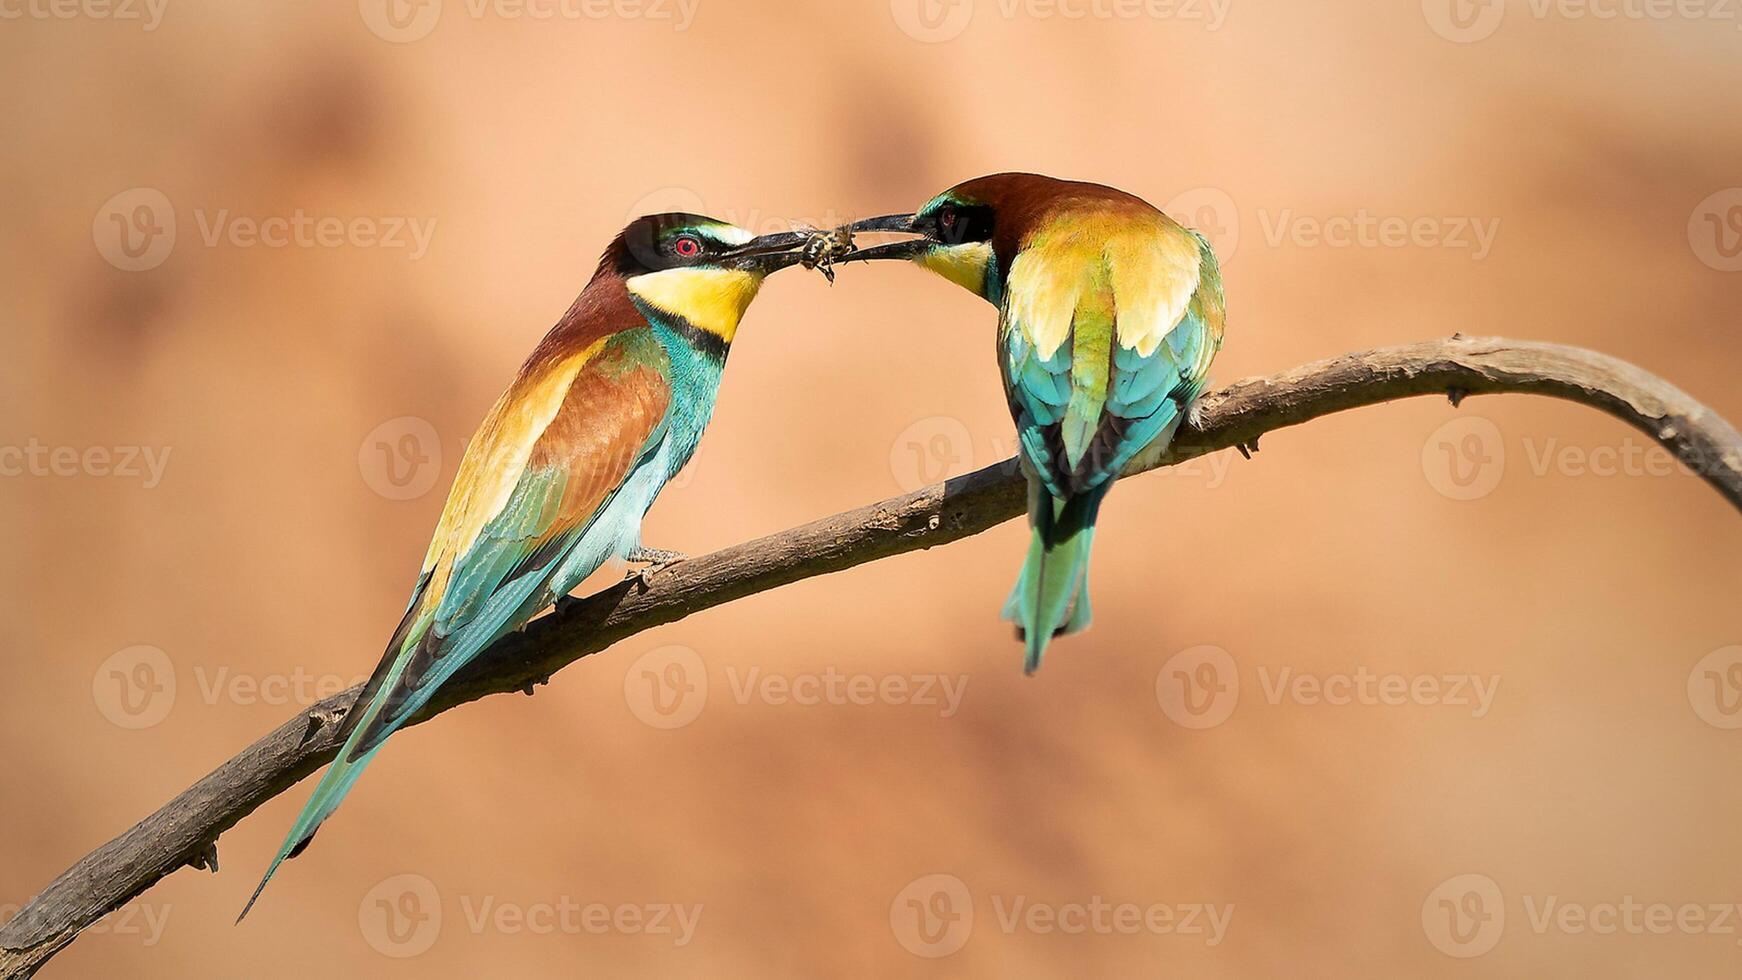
932,203 -> 992,244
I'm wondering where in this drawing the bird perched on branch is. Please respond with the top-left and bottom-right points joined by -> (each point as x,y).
838,174 -> 1226,673
241,214 -> 816,919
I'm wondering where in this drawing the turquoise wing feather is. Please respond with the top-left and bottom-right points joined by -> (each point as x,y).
240,327 -> 675,919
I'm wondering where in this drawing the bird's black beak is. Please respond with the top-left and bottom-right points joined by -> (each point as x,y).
721,230 -> 812,273
848,213 -> 919,233
836,213 -> 929,263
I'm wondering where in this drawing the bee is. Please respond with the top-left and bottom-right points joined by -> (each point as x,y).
798,225 -> 855,283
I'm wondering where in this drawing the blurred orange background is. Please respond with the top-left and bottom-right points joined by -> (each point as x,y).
3,1 -> 1741,976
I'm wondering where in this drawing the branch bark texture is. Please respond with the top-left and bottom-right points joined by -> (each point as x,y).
3,336 -> 1738,977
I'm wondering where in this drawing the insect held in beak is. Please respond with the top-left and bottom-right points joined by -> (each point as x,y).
797,225 -> 856,282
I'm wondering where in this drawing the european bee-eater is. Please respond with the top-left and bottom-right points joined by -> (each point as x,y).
241,214 -> 814,918
840,174 -> 1226,673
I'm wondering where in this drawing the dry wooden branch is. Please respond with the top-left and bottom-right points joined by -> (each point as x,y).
3,336 -> 1738,977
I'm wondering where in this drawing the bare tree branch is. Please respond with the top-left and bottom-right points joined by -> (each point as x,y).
4,336 -> 1738,977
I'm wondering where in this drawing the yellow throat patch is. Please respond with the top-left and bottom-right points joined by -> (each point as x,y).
626,267 -> 764,344
919,242 -> 994,295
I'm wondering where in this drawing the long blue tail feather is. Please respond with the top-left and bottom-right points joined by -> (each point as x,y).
1004,480 -> 1106,673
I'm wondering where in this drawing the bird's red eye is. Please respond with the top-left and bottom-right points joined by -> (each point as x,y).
939,209 -> 959,230
672,235 -> 702,258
